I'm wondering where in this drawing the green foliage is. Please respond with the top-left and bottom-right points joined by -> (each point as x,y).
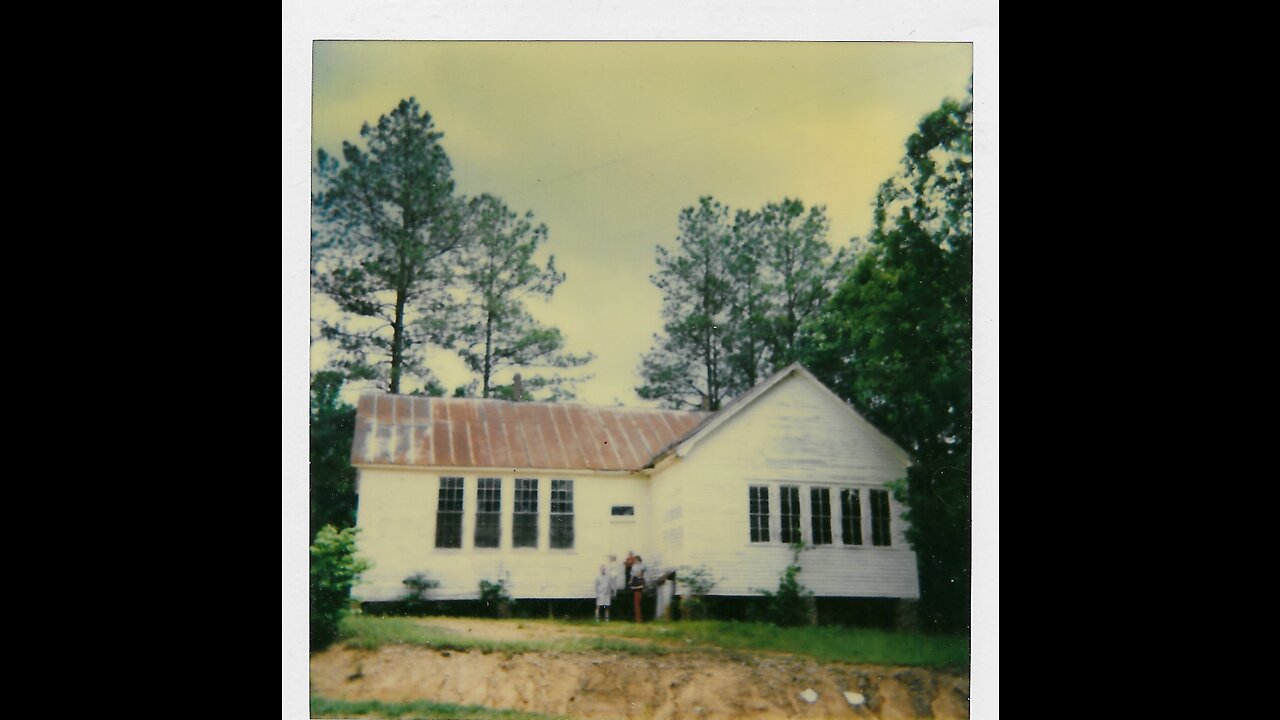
335,615 -> 967,668
313,99 -> 593,399
419,193 -> 593,401
800,83 -> 973,632
311,695 -> 567,720
397,572 -> 440,615
586,619 -> 968,669
479,578 -> 516,617
312,97 -> 462,394
309,372 -> 358,541
310,525 -> 371,650
676,565 -> 720,620
338,615 -> 659,655
637,195 -> 834,409
755,540 -> 814,627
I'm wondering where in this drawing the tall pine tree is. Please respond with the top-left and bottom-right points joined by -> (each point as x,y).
312,98 -> 462,394
637,197 -> 735,410
422,193 -> 593,401
639,196 -> 834,408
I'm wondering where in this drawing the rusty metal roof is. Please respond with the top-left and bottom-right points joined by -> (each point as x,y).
351,395 -> 708,471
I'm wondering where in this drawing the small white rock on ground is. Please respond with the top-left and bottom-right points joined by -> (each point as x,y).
844,691 -> 866,707
799,689 -> 819,704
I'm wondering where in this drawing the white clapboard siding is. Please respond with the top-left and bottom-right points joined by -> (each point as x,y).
666,372 -> 920,598
650,469 -> 687,572
354,468 -> 653,601
351,367 -> 922,603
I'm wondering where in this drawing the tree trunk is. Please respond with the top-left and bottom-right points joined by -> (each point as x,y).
482,309 -> 494,397
390,287 -> 406,394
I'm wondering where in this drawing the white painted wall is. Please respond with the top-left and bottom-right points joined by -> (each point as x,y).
667,373 -> 921,599
354,467 -> 653,601
352,372 -> 921,603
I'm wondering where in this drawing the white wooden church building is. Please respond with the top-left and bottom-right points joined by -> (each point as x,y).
350,364 -> 920,603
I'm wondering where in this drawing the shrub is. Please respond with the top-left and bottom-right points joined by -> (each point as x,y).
310,525 -> 371,650
479,578 -> 515,618
756,540 -> 814,627
399,572 -> 440,615
677,565 -> 720,620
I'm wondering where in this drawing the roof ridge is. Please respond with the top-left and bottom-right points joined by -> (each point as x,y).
353,392 -> 709,416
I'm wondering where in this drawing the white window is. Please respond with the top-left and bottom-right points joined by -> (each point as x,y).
550,479 -> 574,549
779,485 -> 801,544
869,489 -> 892,546
435,477 -> 464,549
748,486 -> 770,542
513,478 -> 538,548
810,487 -> 832,545
474,478 -> 501,548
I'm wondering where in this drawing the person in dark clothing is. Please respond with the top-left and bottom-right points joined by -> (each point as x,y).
630,555 -> 647,623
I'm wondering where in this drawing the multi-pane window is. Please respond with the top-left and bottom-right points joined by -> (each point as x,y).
474,478 -> 501,548
550,479 -> 575,548
840,488 -> 863,545
779,485 -> 801,544
810,487 -> 832,545
749,486 -> 770,542
435,477 -> 464,549
870,489 -> 892,546
611,506 -> 635,516
513,478 -> 538,548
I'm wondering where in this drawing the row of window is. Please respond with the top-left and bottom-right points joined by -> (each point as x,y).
750,485 -> 892,547
436,478 -> 575,550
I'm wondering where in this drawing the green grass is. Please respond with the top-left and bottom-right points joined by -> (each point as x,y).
338,615 -> 666,655
573,620 -> 970,669
335,615 -> 967,670
311,696 -> 566,719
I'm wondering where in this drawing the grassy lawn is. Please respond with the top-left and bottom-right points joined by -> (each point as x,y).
574,619 -> 969,669
311,697 -> 566,720
338,615 -> 667,655
337,615 -> 967,670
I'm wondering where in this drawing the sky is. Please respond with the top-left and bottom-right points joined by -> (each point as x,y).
310,41 -> 973,407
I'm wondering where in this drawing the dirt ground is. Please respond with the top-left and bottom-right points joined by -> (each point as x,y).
310,619 -> 969,719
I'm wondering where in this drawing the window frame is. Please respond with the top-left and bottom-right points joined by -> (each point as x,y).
869,488 -> 892,547
809,486 -> 833,545
513,478 -> 539,549
840,488 -> 864,546
779,485 -> 801,545
550,478 -> 575,549
434,476 -> 465,549
474,477 -> 502,549
748,485 -> 771,543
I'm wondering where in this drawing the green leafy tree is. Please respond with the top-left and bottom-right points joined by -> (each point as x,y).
312,98 -> 462,394
310,371 -> 357,541
637,196 -> 736,410
800,84 -> 972,632
421,194 -> 592,401
310,525 -> 371,649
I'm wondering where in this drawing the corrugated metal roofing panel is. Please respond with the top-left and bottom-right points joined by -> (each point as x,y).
350,395 -> 708,471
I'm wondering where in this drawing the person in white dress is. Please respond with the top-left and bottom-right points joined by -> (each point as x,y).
594,564 -> 615,622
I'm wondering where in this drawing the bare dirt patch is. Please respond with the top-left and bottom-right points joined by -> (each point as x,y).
311,640 -> 969,719
408,617 -> 600,643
